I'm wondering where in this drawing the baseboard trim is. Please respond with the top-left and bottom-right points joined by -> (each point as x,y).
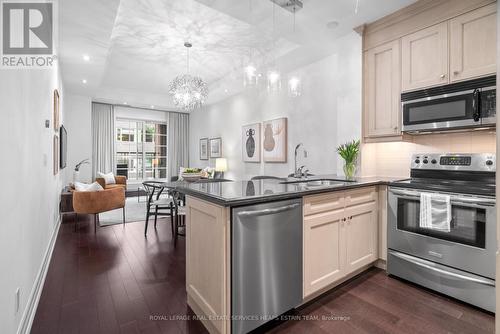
17,216 -> 61,334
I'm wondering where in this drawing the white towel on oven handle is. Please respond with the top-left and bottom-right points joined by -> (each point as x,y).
419,192 -> 451,233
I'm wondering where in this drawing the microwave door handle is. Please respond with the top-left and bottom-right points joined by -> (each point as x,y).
472,88 -> 481,122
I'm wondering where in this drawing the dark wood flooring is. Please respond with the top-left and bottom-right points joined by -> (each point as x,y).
31,215 -> 494,334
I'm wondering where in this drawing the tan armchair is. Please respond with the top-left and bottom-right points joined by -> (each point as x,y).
95,175 -> 127,190
73,187 -> 125,232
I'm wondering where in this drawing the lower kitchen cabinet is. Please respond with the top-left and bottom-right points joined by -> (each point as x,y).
185,196 -> 231,334
344,201 -> 378,273
303,208 -> 346,297
303,187 -> 378,298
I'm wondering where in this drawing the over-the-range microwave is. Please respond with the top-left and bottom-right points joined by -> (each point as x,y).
401,75 -> 496,133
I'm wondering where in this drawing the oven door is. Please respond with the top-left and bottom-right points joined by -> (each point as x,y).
402,91 -> 478,132
388,187 -> 496,278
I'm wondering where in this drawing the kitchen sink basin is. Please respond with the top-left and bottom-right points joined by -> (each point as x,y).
281,178 -> 356,186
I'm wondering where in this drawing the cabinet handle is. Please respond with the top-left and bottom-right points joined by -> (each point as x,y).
393,126 -> 398,130
440,74 -> 446,79
453,70 -> 460,75
349,216 -> 353,220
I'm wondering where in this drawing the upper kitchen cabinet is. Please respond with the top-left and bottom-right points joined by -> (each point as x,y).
364,39 -> 401,138
401,22 -> 448,91
361,0 -> 496,141
450,4 -> 497,82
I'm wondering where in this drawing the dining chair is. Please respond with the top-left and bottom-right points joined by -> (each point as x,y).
170,191 -> 186,247
142,181 -> 174,236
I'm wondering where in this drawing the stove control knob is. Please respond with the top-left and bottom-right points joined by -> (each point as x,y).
423,159 -> 428,164
414,159 -> 420,164
431,159 -> 437,164
486,160 -> 494,166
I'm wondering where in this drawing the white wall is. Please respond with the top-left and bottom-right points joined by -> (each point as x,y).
114,105 -> 169,123
189,32 -> 362,180
64,94 -> 92,183
0,64 -> 64,334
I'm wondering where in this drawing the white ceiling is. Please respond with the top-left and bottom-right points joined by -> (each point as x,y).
59,0 -> 417,111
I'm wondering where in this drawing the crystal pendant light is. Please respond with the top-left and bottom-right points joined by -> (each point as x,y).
169,42 -> 208,111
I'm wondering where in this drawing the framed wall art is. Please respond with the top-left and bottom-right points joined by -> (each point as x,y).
200,137 -> 209,160
210,137 -> 222,158
263,117 -> 287,162
242,123 -> 261,162
53,89 -> 60,131
53,135 -> 59,175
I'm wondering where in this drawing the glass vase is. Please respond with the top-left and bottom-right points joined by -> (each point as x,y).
343,161 -> 356,180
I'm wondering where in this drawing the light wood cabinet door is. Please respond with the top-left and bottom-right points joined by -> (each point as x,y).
450,4 -> 496,82
344,201 -> 378,273
303,208 -> 346,297
364,39 -> 401,137
402,22 -> 448,91
186,196 -> 230,334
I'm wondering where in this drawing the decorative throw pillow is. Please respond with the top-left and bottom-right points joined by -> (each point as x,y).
75,181 -> 104,192
98,172 -> 116,185
203,167 -> 215,179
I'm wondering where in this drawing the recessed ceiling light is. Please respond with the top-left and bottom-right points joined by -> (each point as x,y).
82,79 -> 87,84
151,105 -> 155,109
224,89 -> 228,93
326,21 -> 339,29
124,102 -> 127,105
82,54 -> 90,62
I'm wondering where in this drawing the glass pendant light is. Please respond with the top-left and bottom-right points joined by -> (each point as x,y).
267,1 -> 281,93
288,76 -> 301,97
244,63 -> 258,87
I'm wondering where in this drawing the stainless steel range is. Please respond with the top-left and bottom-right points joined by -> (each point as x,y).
387,153 -> 496,312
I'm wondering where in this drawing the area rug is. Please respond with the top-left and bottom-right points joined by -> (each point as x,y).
99,197 -> 148,226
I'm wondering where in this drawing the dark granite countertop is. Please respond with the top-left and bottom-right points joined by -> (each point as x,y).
162,175 -> 405,207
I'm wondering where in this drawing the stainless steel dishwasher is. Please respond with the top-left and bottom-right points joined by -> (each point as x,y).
232,198 -> 303,334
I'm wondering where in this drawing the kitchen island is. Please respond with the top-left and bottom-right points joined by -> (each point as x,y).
168,175 -> 401,334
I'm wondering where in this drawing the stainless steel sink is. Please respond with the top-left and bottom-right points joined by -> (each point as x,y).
281,178 -> 356,186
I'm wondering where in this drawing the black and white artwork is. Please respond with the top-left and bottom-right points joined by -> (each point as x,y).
200,138 -> 208,160
242,123 -> 261,162
210,137 -> 222,158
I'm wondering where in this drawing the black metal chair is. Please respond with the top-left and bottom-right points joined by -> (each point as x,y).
142,181 -> 174,236
170,191 -> 186,247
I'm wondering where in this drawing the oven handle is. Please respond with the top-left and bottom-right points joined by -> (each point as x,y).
389,188 -> 495,207
390,251 -> 495,286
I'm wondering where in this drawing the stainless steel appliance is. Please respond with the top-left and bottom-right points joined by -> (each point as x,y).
388,153 -> 496,312
232,199 -> 303,333
401,76 -> 496,133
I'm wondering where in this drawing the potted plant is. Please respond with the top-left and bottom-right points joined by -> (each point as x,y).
337,140 -> 360,180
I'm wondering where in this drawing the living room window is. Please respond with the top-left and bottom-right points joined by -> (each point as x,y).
115,118 -> 167,181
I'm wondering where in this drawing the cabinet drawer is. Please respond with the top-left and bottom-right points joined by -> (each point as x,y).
345,187 -> 377,208
304,192 -> 344,216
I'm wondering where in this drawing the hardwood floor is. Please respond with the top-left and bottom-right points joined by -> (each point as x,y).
31,216 -> 494,334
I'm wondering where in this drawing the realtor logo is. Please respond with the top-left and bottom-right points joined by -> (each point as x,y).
1,1 -> 55,68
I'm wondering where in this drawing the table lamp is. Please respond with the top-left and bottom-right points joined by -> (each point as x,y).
215,158 -> 228,179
